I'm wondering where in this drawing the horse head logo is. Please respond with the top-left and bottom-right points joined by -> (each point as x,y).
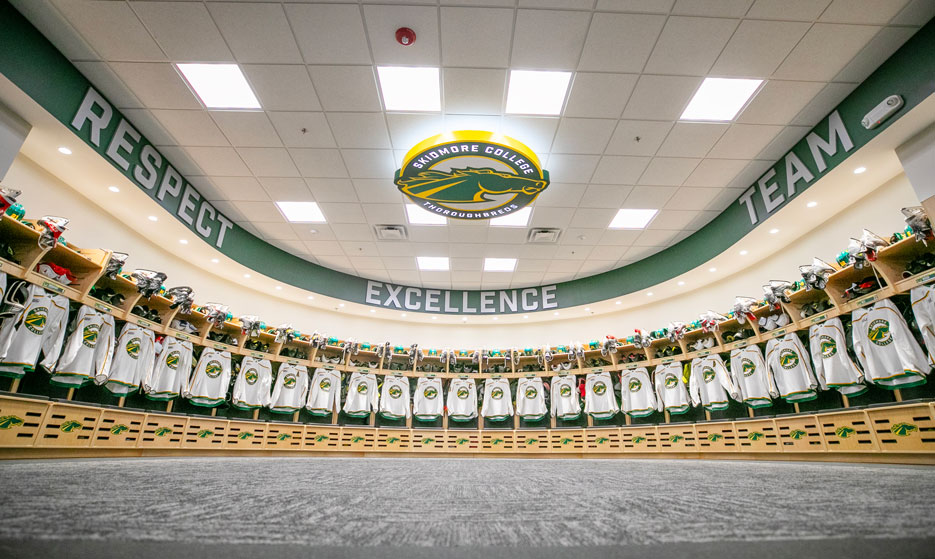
397,167 -> 547,205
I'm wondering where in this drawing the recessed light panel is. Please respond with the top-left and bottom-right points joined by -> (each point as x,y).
505,70 -> 571,115
406,204 -> 446,225
177,63 -> 260,109
609,209 -> 658,229
377,67 -> 440,111
417,256 -> 449,271
275,201 -> 326,223
484,258 -> 516,272
490,207 -> 531,227
680,78 -> 762,121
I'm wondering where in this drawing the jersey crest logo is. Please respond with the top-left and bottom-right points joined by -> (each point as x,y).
423,386 -> 438,399
197,429 -> 214,438
819,335 -> 837,357
835,426 -> 856,438
24,307 -> 48,335
457,387 -> 470,399
319,378 -> 331,391
356,382 -> 368,394
109,424 -> 129,435
491,387 -> 504,400
155,427 -> 173,437
741,359 -> 756,377
664,374 -> 678,389
283,373 -> 297,389
394,131 -> 550,221
82,324 -> 100,348
592,381 -> 607,395
868,319 -> 892,346
747,431 -> 765,441
126,338 -> 142,359
0,415 -> 24,429
388,385 -> 402,399
702,367 -> 716,383
788,429 -> 807,440
628,378 -> 642,392
244,369 -> 258,385
525,386 -> 538,399
165,351 -> 180,370
890,422 -> 917,437
779,349 -> 799,369
560,384 -> 572,397
706,433 -> 723,442
60,420 -> 82,433
205,360 -> 223,378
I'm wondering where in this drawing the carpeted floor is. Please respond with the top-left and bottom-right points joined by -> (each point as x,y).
0,457 -> 933,558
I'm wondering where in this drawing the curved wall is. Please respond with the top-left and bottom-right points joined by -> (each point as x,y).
5,151 -> 920,347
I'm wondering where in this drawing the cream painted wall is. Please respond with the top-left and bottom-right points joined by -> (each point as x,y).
5,153 -> 920,348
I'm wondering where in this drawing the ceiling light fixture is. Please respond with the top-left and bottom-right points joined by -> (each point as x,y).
609,208 -> 658,229
769,228 -> 779,234
210,258 -> 219,263
243,274 -> 250,279
338,303 -> 345,307
275,286 -> 282,291
377,67 -> 440,111
739,250 -> 748,256
807,201 -> 818,208
553,312 -> 559,316
432,316 -> 437,320
505,70 -> 572,115
406,204 -> 446,225
709,267 -> 716,272
307,295 -> 314,300
615,301 -> 621,305
484,258 -> 516,272
370,309 -> 376,313
854,166 -> 867,174
647,292 -> 653,297
176,63 -> 260,109
523,315 -> 529,319
493,317 -> 498,321
401,313 -> 407,318
417,256 -> 449,271
148,216 -> 158,222
57,146 -> 72,155
108,186 -> 120,193
179,239 -> 188,245
275,201 -> 326,223
490,207 -> 531,227
677,281 -> 685,286
680,77 -> 762,121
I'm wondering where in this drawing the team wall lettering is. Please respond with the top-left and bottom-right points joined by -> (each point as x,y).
365,281 -> 558,313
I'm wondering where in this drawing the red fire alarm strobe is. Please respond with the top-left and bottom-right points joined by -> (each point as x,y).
396,27 -> 416,46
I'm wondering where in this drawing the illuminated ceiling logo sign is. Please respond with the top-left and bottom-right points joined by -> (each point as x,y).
394,131 -> 550,220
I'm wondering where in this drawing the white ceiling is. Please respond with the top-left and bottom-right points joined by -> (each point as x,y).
13,0 -> 935,290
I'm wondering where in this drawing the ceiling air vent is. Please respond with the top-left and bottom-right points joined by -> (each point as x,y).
527,228 -> 561,244
374,225 -> 408,241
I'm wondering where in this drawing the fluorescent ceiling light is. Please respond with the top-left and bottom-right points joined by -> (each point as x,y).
406,204 -> 446,225
609,208 -> 658,229
377,67 -> 440,111
680,77 -> 762,121
57,147 -> 71,155
505,70 -> 571,115
177,63 -> 260,109
853,166 -> 867,174
275,201 -> 326,223
490,207 -> 531,227
484,258 -> 516,272
417,256 -> 449,271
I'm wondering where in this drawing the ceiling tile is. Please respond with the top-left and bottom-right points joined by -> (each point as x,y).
569,208 -> 617,229
341,242 -> 380,258
727,159 -> 773,190
545,155 -> 600,184
520,244 -> 559,259
349,256 -> 385,270
109,62 -> 199,109
389,270 -> 422,284
184,146 -> 250,176
773,24 -> 881,81
529,205 -> 574,228
682,158 -> 748,187
120,108 -> 174,145
268,112 -> 336,148
54,0 -> 165,61
663,187 -> 724,210
622,75 -> 702,120
269,239 -> 306,257
242,65 -> 321,112
637,157 -> 700,185
643,16 -> 738,75
285,4 -> 371,65
623,185 -> 679,207
622,245 -> 665,261
253,221 -> 299,241
157,146 -> 204,176
377,243 -> 416,258
233,201 -> 283,222
578,13 -> 667,73
304,240 -> 346,257
707,124 -> 783,159
564,73 -> 638,119
791,82 -> 858,126
605,120 -> 675,156
705,187 -> 745,211
746,0 -> 831,20
362,204 -> 406,225
578,185 -> 634,209
444,115 -> 503,135
560,228 -> 605,245
441,8 -> 514,67
737,81 -> 825,125
551,119 -> 617,154
599,228 -> 643,246
586,244 -> 631,261
634,229 -> 680,246
646,209 -> 701,230
595,0 -> 676,12
687,210 -> 720,230
341,149 -> 398,179
294,225 -> 335,242
755,125 -> 811,160
211,176 -> 268,202
211,112 -> 282,148
364,5 -> 440,65
486,228 -> 529,244
309,66 -> 382,112
319,203 -> 367,224
306,178 -> 359,203
500,117 -> 559,157
671,0 -> 754,16
419,271 -> 452,289
259,177 -> 312,201
330,224 -> 374,242
186,176 -> 226,202
546,260 -> 583,274
237,148 -> 299,178
131,1 -> 232,61
891,0 -> 935,24
449,226 -> 488,244
819,0 -> 911,24
510,9 -> 592,69
12,0 -> 98,60
354,179 -> 406,204
151,109 -> 227,147
290,149 -> 349,178
317,254 -> 354,272
327,113 -> 392,149
444,69 -> 507,115
73,61 -> 142,109
656,123 -> 729,158
711,20 -> 811,77
207,2 -> 302,63
591,156 -> 652,185
235,220 -> 262,238
834,26 -> 918,83
554,245 -> 591,261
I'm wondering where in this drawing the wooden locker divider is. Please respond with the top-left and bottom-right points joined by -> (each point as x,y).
515,429 -> 550,453
443,429 -> 480,452
410,429 -> 447,452
375,428 -> 410,451
182,417 -> 228,449
619,425 -> 661,452
138,413 -> 187,449
774,413 -> 827,452
818,409 -> 880,453
35,401 -> 102,448
304,425 -> 341,450
0,396 -> 49,447
864,403 -> 935,454
548,429 -> 585,453
586,427 -> 623,453
734,418 -> 781,452
340,427 -> 375,450
93,408 -> 144,448
265,422 -> 305,450
694,421 -> 740,452
226,420 -> 268,449
656,423 -> 698,452
481,430 -> 515,452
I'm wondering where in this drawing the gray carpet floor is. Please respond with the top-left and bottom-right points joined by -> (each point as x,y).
0,457 -> 933,558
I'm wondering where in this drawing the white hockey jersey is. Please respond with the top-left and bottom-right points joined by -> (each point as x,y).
584,371 -> 618,419
379,375 -> 411,420
268,363 -> 309,413
446,378 -> 477,422
911,285 -> 935,365
550,374 -> 581,420
413,376 -> 443,421
343,372 -> 378,417
809,318 -> 866,396
689,355 -> 738,411
0,284 -> 69,378
185,348 -> 231,407
306,368 -> 341,417
481,378 -> 513,420
230,356 -> 273,410
853,298 -> 929,389
654,362 -> 692,415
765,333 -> 819,402
143,336 -> 193,400
98,323 -> 155,395
515,377 -> 547,420
729,345 -> 778,408
620,367 -> 656,417
51,305 -> 115,388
